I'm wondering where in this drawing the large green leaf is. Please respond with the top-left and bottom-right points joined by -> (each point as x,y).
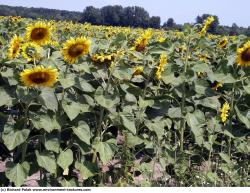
59,75 -> 75,89
39,88 -> 58,112
196,96 -> 221,110
57,149 -> 73,170
2,124 -> 30,150
44,133 -> 60,153
113,65 -> 132,80
5,162 -> 30,187
74,77 -> 95,92
75,161 -> 98,180
94,86 -> 120,109
0,87 -> 13,107
62,101 -> 81,121
73,121 -> 91,145
35,151 -> 57,174
93,140 -> 117,164
186,110 -> 205,146
30,113 -> 61,132
145,121 -> 165,140
235,106 -> 250,129
120,112 -> 136,134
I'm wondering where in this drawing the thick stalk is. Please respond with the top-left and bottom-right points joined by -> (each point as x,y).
228,82 -> 236,157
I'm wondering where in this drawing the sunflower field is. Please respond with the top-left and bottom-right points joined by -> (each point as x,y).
0,16 -> 249,187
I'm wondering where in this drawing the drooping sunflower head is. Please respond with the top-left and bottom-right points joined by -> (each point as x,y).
133,66 -> 144,76
25,21 -> 52,45
7,35 -> 23,59
131,29 -> 153,52
218,37 -> 228,49
236,41 -> 250,67
20,65 -> 58,87
62,37 -> 91,64
21,42 -> 41,62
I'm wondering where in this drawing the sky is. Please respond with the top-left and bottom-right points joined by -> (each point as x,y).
0,0 -> 249,27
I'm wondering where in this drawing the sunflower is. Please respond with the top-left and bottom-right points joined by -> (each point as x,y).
218,37 -> 228,49
236,41 -> 250,67
21,42 -> 41,62
199,16 -> 215,37
7,35 -> 22,59
131,29 -> 152,52
133,66 -> 144,76
20,65 -> 58,87
220,102 -> 230,124
156,53 -> 167,80
25,21 -> 52,45
62,37 -> 91,64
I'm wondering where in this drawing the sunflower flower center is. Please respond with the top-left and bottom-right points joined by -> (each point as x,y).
28,72 -> 50,84
68,44 -> 85,57
31,28 -> 47,40
13,43 -> 20,54
241,48 -> 250,61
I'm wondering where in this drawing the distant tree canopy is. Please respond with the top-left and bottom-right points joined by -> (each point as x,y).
0,4 -> 249,36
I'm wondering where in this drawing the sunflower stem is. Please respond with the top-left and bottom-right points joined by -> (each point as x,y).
180,37 -> 191,152
228,82 -> 236,157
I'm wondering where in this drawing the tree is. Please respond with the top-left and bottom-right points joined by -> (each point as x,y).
229,23 -> 239,36
166,18 -> 175,28
149,16 -> 160,28
81,6 -> 103,25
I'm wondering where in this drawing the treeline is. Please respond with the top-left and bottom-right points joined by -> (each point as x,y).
0,4 -> 250,36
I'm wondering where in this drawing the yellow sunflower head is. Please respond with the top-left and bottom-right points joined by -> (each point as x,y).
20,65 -> 58,87
133,66 -> 144,76
62,37 -> 91,64
21,42 -> 41,62
25,21 -> 52,45
236,41 -> 250,67
218,37 -> 228,49
7,34 -> 23,59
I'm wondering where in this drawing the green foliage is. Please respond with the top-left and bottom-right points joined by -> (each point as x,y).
0,16 -> 249,188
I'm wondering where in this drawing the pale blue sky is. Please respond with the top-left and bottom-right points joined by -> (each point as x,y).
0,0 -> 249,27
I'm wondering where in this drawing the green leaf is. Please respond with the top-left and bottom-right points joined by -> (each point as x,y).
235,106 -> 250,129
186,110 -> 205,146
59,75 -> 75,89
113,65 -> 132,80
74,78 -> 95,93
243,84 -> 250,95
196,96 -> 221,110
120,112 -> 136,134
5,162 -> 30,187
126,133 -> 144,148
73,121 -> 91,145
207,172 -> 219,183
2,124 -> 30,150
60,179 -> 78,187
168,107 -> 182,118
94,86 -> 120,109
30,113 -> 61,132
207,72 -> 236,83
35,151 -> 57,174
0,87 -> 13,107
39,88 -> 58,112
75,161 -> 98,180
219,153 -> 232,165
44,133 -> 60,153
138,96 -> 154,109
62,101 -> 81,121
57,149 -> 73,170
192,62 -> 211,73
145,121 -> 165,140
93,140 -> 117,164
